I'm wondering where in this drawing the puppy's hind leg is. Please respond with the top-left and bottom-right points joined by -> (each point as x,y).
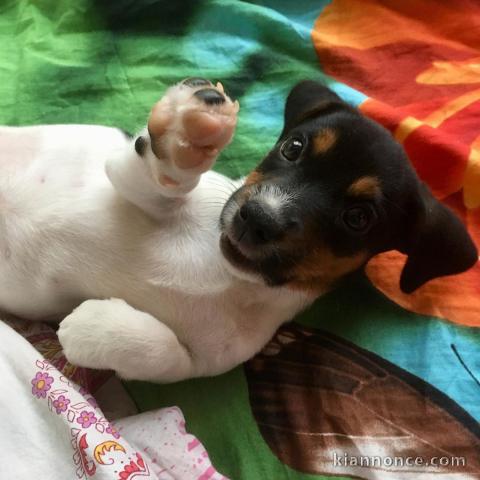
58,299 -> 194,383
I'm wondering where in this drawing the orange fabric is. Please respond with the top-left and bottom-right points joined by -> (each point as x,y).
366,193 -> 480,326
312,0 -> 480,325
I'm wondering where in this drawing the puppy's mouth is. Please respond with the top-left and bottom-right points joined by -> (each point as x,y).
219,192 -> 274,275
219,232 -> 258,271
219,183 -> 294,280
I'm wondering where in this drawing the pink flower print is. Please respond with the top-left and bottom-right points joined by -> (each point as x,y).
106,424 -> 120,439
52,395 -> 70,414
31,372 -> 54,398
87,396 -> 98,409
77,411 -> 97,428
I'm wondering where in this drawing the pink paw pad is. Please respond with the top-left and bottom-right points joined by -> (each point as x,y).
148,78 -> 239,173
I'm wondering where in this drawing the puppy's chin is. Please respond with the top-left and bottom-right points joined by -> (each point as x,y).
219,233 -> 265,284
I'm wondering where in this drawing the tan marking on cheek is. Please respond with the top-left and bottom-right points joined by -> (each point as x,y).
245,170 -> 263,186
313,128 -> 337,154
347,176 -> 381,197
288,247 -> 368,293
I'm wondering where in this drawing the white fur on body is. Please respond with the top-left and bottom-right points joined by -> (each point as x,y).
0,86 -> 313,382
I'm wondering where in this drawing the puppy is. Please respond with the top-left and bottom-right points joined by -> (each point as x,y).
0,79 -> 476,382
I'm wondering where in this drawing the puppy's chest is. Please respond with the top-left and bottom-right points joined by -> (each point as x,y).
141,225 -> 231,295
164,283 -> 312,373
137,176 -> 241,295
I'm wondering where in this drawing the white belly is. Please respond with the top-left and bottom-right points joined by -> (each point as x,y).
0,125 -> 235,319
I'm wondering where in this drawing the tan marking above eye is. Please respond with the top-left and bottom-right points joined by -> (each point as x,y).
313,128 -> 337,154
347,176 -> 381,197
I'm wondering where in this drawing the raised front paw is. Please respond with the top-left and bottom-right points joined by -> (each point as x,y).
138,78 -> 238,191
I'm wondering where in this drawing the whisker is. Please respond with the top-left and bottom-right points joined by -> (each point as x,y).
206,181 -> 238,194
204,184 -> 237,196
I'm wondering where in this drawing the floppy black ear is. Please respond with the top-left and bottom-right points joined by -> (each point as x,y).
399,185 -> 478,293
281,80 -> 347,136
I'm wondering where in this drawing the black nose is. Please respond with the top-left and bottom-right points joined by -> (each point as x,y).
234,200 -> 282,246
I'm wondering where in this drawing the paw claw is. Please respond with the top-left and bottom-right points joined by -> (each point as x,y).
182,77 -> 212,87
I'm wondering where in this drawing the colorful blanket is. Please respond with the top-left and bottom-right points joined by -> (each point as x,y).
1,1 -> 479,479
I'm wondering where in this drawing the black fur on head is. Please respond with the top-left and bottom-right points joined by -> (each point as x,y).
220,81 -> 478,293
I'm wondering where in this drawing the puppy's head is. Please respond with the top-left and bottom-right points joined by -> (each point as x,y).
220,81 -> 477,293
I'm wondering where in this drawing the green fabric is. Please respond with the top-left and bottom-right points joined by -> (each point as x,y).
2,1 -> 479,479
0,0 -> 362,180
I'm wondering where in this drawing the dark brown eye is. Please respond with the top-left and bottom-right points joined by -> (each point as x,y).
281,137 -> 304,161
342,206 -> 373,232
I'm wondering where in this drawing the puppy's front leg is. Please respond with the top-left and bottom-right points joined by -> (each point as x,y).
107,79 -> 238,219
58,299 -> 194,383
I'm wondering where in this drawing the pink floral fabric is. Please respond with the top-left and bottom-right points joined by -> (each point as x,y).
28,358 -> 228,479
6,316 -> 111,392
30,357 -> 150,479
1,319 -> 227,480
53,395 -> 70,414
31,371 -> 54,398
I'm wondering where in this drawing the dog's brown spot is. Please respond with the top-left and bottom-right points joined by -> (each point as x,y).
347,176 -> 381,197
288,247 -> 368,293
313,128 -> 337,154
245,170 -> 263,186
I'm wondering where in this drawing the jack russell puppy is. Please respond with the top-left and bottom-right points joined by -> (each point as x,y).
0,79 -> 476,382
